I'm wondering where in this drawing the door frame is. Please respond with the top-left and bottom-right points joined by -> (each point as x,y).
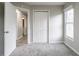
32,9 -> 50,43
16,7 -> 31,44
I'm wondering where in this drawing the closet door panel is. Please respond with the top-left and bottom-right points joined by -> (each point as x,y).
33,11 -> 48,43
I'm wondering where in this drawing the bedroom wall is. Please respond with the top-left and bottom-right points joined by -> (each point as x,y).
64,2 -> 79,55
31,5 -> 64,43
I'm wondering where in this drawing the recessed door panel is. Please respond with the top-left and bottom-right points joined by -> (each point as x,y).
33,11 -> 48,43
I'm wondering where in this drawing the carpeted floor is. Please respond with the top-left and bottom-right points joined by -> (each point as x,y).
16,36 -> 27,47
10,43 -> 78,56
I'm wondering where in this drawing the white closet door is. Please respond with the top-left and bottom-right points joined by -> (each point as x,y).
33,11 -> 48,43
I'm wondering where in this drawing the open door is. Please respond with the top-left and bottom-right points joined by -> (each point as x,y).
0,3 -> 4,56
4,2 -> 17,56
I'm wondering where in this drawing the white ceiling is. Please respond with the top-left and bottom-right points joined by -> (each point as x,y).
25,2 -> 66,5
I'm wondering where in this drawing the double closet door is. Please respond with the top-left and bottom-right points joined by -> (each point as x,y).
33,11 -> 48,43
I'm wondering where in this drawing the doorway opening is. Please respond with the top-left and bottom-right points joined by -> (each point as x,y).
16,9 -> 28,47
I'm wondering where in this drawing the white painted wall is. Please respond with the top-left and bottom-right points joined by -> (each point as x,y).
49,6 -> 63,43
4,2 -> 17,56
16,9 -> 23,40
31,6 -> 63,43
12,3 -> 64,43
64,2 -> 79,55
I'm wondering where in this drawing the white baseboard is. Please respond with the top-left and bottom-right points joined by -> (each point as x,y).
64,42 -> 79,55
49,41 -> 64,44
52,41 -> 64,43
32,41 -> 64,44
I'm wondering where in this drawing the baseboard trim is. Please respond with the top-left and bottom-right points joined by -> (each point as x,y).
64,42 -> 79,55
49,41 -> 64,44
32,41 -> 64,44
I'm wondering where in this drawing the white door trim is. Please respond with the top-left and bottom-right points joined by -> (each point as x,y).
33,9 -> 50,43
16,7 -> 31,44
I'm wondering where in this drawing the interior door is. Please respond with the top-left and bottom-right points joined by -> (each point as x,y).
4,3 -> 17,56
33,11 -> 48,43
0,3 -> 4,56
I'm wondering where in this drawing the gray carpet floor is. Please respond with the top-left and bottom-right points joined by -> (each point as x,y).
16,36 -> 27,47
10,43 -> 78,56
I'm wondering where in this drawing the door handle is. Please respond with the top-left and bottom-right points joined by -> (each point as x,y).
4,31 -> 9,33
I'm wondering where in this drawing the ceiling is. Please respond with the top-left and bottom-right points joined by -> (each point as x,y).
25,2 -> 66,5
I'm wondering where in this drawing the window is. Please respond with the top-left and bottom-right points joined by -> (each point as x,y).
64,6 -> 74,40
